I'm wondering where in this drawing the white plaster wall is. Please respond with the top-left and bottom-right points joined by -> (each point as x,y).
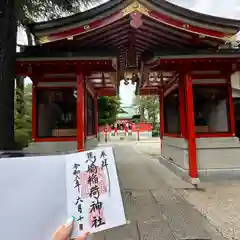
196,137 -> 240,169
162,136 -> 189,169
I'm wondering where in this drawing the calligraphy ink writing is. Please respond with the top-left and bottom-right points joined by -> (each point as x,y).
100,151 -> 108,168
86,151 -> 106,228
72,163 -> 84,230
100,150 -> 110,194
79,167 -> 107,199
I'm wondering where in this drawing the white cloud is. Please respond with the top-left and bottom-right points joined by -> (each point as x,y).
169,0 -> 240,19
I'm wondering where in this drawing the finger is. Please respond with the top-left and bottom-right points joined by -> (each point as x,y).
76,232 -> 90,240
64,216 -> 75,228
52,217 -> 75,240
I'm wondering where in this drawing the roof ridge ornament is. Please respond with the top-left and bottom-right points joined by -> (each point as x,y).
219,32 -> 240,49
39,36 -> 49,44
122,1 -> 149,16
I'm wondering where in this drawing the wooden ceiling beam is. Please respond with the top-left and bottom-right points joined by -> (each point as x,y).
163,72 -> 179,90
77,25 -> 130,46
75,17 -> 129,42
164,84 -> 178,97
92,34 -> 128,47
143,17 -> 193,40
140,25 -> 192,47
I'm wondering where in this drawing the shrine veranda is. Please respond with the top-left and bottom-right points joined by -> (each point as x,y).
16,0 -> 240,182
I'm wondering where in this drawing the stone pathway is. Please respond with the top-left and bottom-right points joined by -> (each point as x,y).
179,182 -> 240,240
134,140 -> 240,240
91,143 -> 224,240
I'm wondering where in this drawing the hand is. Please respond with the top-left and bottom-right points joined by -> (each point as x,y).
52,216 -> 89,240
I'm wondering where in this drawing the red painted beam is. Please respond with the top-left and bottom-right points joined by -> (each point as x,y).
16,62 -> 115,76
16,60 -> 114,65
43,11 -> 124,42
151,61 -> 236,72
96,88 -> 116,96
191,74 -> 225,79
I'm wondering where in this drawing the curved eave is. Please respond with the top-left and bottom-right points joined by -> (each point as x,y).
149,0 -> 240,28
28,0 -> 240,44
147,49 -> 240,66
28,0 -> 129,34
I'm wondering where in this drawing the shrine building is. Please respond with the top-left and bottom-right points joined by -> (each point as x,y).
16,0 -> 240,183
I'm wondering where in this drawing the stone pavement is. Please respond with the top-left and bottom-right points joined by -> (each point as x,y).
90,143 -> 224,240
178,182 -> 240,240
134,140 -> 240,240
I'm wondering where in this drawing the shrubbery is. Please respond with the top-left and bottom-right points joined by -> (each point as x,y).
14,85 -> 32,149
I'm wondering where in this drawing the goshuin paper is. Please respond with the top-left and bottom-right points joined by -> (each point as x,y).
66,147 -> 126,237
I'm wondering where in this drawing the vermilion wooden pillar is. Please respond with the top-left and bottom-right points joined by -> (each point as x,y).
159,88 -> 164,152
184,73 -> 198,183
227,73 -> 236,136
178,73 -> 186,138
95,94 -> 99,136
77,73 -> 85,151
84,79 -> 87,140
32,80 -> 37,141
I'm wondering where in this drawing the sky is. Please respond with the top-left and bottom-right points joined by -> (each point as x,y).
18,0 -> 240,106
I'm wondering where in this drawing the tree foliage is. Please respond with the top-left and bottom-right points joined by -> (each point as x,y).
0,0 -> 99,150
14,83 -> 32,149
98,96 -> 122,126
133,95 -> 160,136
18,0 -> 97,23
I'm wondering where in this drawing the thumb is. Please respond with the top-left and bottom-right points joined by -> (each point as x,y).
52,217 -> 75,240
76,232 -> 90,240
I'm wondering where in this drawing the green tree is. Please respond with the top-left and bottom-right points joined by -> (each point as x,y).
0,0 -> 95,150
16,0 -> 95,116
14,83 -> 32,149
133,95 -> 160,136
98,96 -> 123,126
